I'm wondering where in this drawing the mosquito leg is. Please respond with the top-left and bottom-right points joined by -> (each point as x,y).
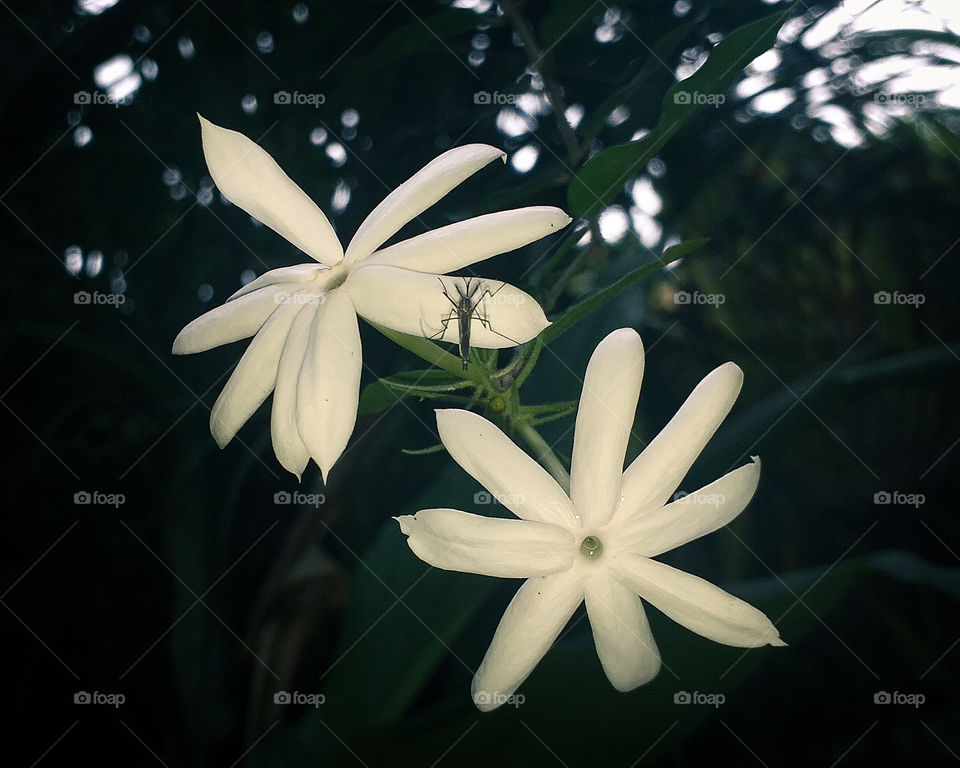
468,283 -> 523,346
439,276 -> 459,310
421,308 -> 455,341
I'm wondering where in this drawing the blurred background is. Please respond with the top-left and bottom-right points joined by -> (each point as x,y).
2,0 -> 959,765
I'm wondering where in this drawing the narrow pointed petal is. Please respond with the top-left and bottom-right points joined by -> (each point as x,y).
614,554 -> 785,647
436,409 -> 578,527
295,289 -> 361,482
584,573 -> 661,691
198,115 -> 343,265
271,302 -> 317,479
209,296 -> 304,447
347,267 -> 549,347
172,285 -> 291,354
619,362 -> 743,519
343,144 -> 506,263
570,328 -> 645,528
395,508 -> 574,578
364,207 -> 572,274
617,458 -> 761,558
472,569 -> 583,711
227,263 -> 326,302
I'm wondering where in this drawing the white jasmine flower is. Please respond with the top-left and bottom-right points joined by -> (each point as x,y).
174,116 -> 569,481
396,328 -> 784,712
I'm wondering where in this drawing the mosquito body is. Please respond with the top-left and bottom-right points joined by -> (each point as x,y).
424,277 -> 513,370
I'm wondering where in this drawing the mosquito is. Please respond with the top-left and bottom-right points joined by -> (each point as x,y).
422,277 -> 518,370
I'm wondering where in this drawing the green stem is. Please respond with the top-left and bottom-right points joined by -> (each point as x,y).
514,337 -> 544,391
499,0 -> 581,166
543,218 -> 607,314
516,419 -> 570,493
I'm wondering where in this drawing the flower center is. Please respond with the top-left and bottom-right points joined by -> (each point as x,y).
579,535 -> 603,559
324,264 -> 348,291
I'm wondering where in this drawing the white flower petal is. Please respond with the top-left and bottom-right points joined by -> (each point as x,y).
584,573 -> 661,691
436,409 -> 578,527
227,263 -> 326,302
614,554 -> 785,647
295,289 -> 361,482
472,568 -> 583,711
343,144 -> 506,263
209,296 -> 304,447
395,508 -> 574,578
199,115 -> 343,266
172,285 -> 292,354
347,266 -> 549,348
364,207 -> 571,274
619,362 -> 743,519
570,328 -> 644,528
617,458 -> 761,557
271,302 -> 317,480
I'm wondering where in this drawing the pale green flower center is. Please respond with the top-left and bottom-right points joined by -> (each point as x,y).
324,265 -> 348,291
579,535 -> 603,559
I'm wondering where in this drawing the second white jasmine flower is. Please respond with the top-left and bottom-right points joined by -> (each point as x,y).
396,328 -> 785,712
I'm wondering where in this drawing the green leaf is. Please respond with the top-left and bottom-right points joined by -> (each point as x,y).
838,343 -> 960,384
538,0 -> 598,50
401,443 -> 446,455
578,22 -> 696,148
539,237 -> 709,345
359,370 -> 474,417
283,549 -> 958,767
367,321 -> 487,384
568,10 -> 789,217
520,399 -> 580,426
308,463 -> 500,733
373,8 -> 501,62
